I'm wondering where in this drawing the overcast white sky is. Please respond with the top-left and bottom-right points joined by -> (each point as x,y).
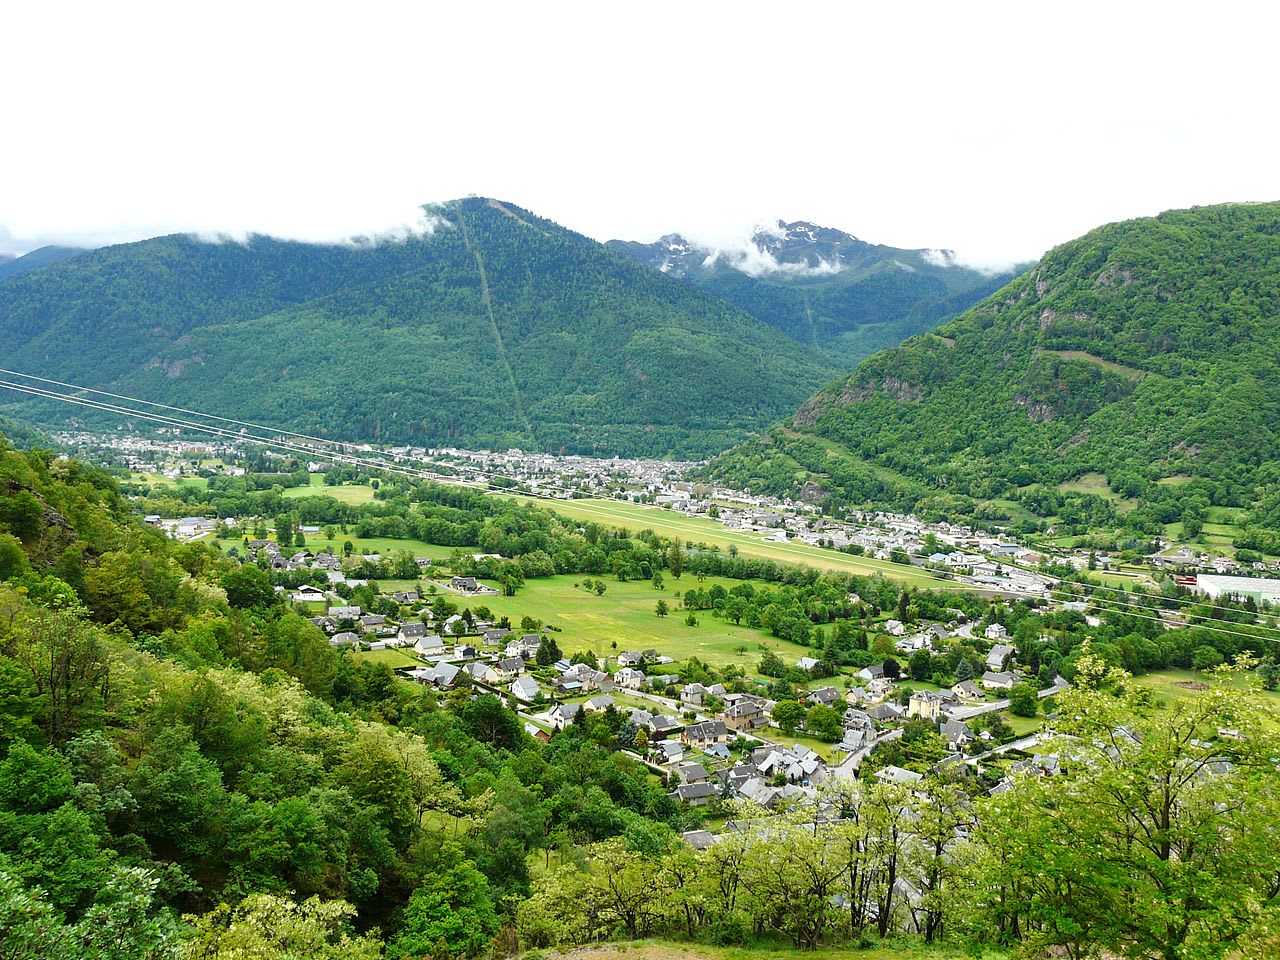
2,1 -> 1277,267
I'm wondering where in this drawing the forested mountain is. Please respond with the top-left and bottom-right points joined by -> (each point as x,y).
0,199 -> 837,458
609,221 -> 1020,364
0,244 -> 87,281
709,202 -> 1280,540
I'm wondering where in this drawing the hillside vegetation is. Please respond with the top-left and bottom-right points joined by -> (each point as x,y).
2,431 -> 1278,959
0,199 -> 836,458
609,221 -> 1018,365
710,202 -> 1280,544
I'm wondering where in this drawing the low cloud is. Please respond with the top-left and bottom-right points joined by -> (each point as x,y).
0,203 -> 452,258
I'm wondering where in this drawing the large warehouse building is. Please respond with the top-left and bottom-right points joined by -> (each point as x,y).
1192,574 -> 1280,606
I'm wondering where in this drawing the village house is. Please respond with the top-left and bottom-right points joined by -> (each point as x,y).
951,679 -> 986,701
722,698 -> 764,731
463,661 -> 499,684
986,643 -> 1015,671
398,621 -> 428,642
682,719 -> 729,749
981,670 -> 1018,691
941,717 -> 975,748
414,634 -> 445,658
670,782 -> 716,806
680,681 -> 725,706
410,662 -> 461,689
510,675 -> 542,702
548,702 -> 581,730
907,691 -> 946,722
613,667 -> 647,690
875,765 -> 924,787
674,762 -> 709,785
645,713 -> 683,740
984,623 -> 1010,642
496,657 -> 525,679
804,686 -> 841,708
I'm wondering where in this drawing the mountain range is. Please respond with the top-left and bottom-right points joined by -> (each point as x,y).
708,201 -> 1280,537
0,199 -> 851,458
609,221 -> 1020,364
0,245 -> 85,281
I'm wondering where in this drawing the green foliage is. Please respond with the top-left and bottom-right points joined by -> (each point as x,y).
389,858 -> 499,959
711,202 -> 1280,536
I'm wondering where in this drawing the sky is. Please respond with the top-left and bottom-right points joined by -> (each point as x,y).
3,1 -> 1278,268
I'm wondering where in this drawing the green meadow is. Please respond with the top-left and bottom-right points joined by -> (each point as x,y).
495,494 -> 948,589
445,572 -> 821,669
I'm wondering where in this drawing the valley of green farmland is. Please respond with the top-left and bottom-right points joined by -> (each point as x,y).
451,572 -> 821,669
496,494 -> 948,587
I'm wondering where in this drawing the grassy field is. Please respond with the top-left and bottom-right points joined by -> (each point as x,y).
282,474 -> 378,505
495,495 -> 949,589
209,533 -> 457,561
353,647 -> 421,668
132,472 -> 208,489
1036,349 -> 1149,381
1131,668 -> 1280,710
453,572 -> 821,669
532,938 -> 995,960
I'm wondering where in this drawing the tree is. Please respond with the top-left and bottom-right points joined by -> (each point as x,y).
0,533 -> 30,581
772,699 -> 804,734
667,542 -> 684,579
389,859 -> 499,959
273,514 -> 293,548
684,611 -> 697,627
882,656 -> 901,680
8,602 -> 111,745
535,635 -> 562,666
593,580 -> 607,597
759,651 -> 786,678
0,866 -> 181,960
654,599 -> 668,618
805,704 -> 843,742
181,893 -> 381,960
908,648 -> 932,682
1259,655 -> 1280,691
955,654 -> 1280,960
221,565 -> 276,610
459,695 -> 522,751
650,571 -> 664,591
1008,683 -> 1038,717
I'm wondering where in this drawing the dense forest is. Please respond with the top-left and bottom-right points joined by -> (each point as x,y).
709,202 -> 1280,542
3,431 -> 1278,958
0,199 -> 836,458
608,221 -> 1018,365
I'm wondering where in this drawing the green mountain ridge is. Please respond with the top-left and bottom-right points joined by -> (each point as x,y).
0,244 -> 88,281
708,201 -> 1280,537
0,199 -> 838,458
608,221 -> 1022,365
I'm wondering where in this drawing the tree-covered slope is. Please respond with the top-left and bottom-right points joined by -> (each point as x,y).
0,199 -> 837,457
609,221 -> 1020,365
709,202 -> 1280,535
0,245 -> 87,281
